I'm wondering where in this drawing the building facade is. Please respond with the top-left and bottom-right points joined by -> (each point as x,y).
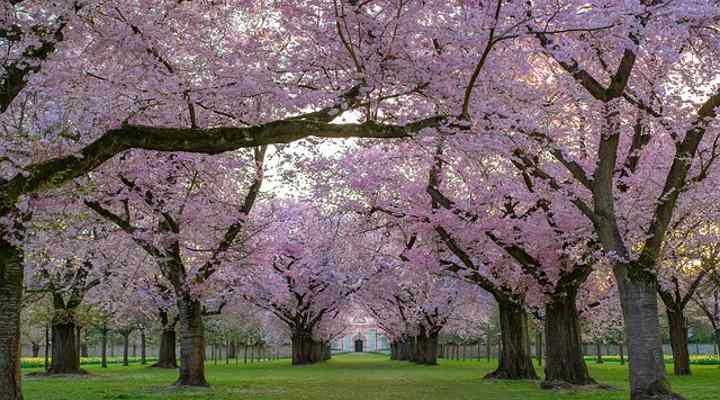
332,315 -> 389,353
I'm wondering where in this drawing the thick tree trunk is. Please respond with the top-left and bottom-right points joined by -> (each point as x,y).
666,309 -> 691,376
140,329 -> 147,365
227,341 -> 236,359
485,299 -> 537,380
49,321 -> 81,374
31,342 -> 40,358
413,332 -> 439,365
615,268 -> 683,400
291,331 -> 324,365
122,332 -> 130,366
543,291 -> 594,386
0,239 -> 23,400
175,295 -> 207,386
152,328 -> 178,368
395,336 -> 412,361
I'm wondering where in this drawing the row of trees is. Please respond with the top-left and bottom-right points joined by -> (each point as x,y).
2,2 -> 720,400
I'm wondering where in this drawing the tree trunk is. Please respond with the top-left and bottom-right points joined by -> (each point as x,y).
122,332 -> 130,366
227,341 -> 236,359
667,308 -> 691,375
152,328 -> 178,368
75,326 -> 81,367
140,329 -> 147,365
44,324 -> 50,371
101,326 -> 108,368
485,299 -> 537,380
542,290 -> 593,385
31,342 -> 40,358
175,295 -> 207,386
49,320 -> 81,374
414,331 -> 439,366
620,342 -> 625,365
535,331 -> 542,366
0,239 -> 23,400
291,331 -> 323,365
596,342 -> 604,364
615,267 -> 682,400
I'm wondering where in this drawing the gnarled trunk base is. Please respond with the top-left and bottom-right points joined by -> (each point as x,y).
0,239 -> 23,400
485,299 -> 537,380
152,329 -> 178,369
667,309 -> 691,376
48,321 -> 81,374
615,266 -> 683,400
413,332 -> 439,366
543,289 -> 594,386
175,295 -> 208,387
291,333 -> 329,365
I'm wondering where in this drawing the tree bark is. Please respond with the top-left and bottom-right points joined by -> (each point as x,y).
31,342 -> 40,358
227,341 -> 236,359
596,342 -> 604,364
615,268 -> 683,400
485,299 -> 537,380
543,290 -> 594,385
49,320 -> 81,374
122,332 -> 130,366
152,328 -> 178,368
666,309 -> 691,375
0,239 -> 23,400
413,331 -> 439,365
175,295 -> 208,386
291,331 -> 324,365
140,329 -> 147,365
101,326 -> 108,368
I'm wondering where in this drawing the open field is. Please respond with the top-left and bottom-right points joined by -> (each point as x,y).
22,353 -> 720,400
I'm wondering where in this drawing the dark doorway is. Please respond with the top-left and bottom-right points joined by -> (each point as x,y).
354,339 -> 364,352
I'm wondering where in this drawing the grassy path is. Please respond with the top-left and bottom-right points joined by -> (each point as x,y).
21,353 -> 720,399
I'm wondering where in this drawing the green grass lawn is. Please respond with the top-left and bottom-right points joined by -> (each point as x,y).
21,353 -> 720,400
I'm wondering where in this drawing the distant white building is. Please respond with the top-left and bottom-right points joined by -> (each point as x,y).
332,314 -> 389,353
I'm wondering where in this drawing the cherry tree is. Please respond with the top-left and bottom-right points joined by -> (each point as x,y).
237,204 -> 370,365
22,197 -> 120,375
81,147 -> 266,386
1,1 -> 465,392
1,3 -> 719,400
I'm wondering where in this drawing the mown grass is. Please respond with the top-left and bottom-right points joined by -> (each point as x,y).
22,353 -> 720,400
21,357 -> 158,368
583,355 -> 720,365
